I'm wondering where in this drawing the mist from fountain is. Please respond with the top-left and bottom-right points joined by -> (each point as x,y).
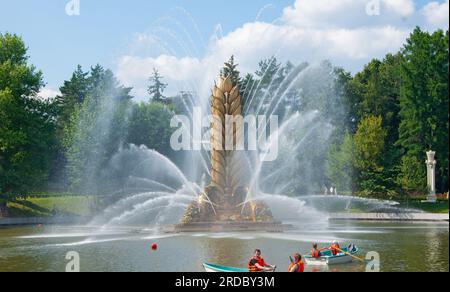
72,9 -> 421,231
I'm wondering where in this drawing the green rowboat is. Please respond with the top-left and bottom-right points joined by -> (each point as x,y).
203,263 -> 248,272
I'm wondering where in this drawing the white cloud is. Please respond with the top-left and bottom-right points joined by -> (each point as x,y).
282,0 -> 415,28
115,0 -> 445,99
383,0 -> 415,17
422,0 -> 449,28
38,87 -> 60,100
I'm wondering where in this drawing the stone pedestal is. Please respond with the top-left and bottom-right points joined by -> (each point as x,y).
425,151 -> 437,202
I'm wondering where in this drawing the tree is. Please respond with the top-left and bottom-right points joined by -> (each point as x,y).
326,133 -> 356,192
397,28 -> 449,193
397,156 -> 427,195
241,73 -> 257,111
220,55 -> 241,85
147,68 -> 168,103
127,102 -> 174,156
55,65 -> 90,130
49,65 -> 90,188
353,115 -> 389,196
0,33 -> 57,215
63,65 -> 132,194
348,53 -> 403,176
354,115 -> 386,172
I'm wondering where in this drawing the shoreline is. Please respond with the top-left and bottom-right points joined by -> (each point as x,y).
0,216 -> 88,226
1,213 -> 449,227
329,213 -> 449,222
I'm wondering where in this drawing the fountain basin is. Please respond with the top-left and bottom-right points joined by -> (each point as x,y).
162,221 -> 294,233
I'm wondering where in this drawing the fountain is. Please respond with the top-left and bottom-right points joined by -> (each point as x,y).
85,61 -> 415,231
167,74 -> 290,232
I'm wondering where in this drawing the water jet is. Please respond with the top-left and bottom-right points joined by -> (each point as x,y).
170,73 -> 292,232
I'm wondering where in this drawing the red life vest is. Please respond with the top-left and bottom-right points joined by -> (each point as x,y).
311,249 -> 321,258
330,243 -> 340,255
288,261 -> 305,272
248,256 -> 265,272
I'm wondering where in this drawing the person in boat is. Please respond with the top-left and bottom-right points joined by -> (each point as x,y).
311,243 -> 324,258
248,249 -> 275,272
329,240 -> 341,256
288,253 -> 305,272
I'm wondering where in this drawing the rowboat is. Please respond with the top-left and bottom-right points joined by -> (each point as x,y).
304,244 -> 360,265
203,263 -> 248,272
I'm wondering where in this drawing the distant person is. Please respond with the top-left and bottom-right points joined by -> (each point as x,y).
248,249 -> 275,272
311,243 -> 324,258
288,253 -> 305,272
329,240 -> 341,256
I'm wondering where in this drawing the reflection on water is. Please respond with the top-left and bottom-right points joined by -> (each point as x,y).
0,222 -> 448,272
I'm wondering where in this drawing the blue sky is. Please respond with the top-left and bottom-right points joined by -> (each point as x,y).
0,0 -> 448,98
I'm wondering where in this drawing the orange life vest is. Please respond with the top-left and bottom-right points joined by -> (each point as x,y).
288,261 -> 305,272
330,243 -> 340,255
248,256 -> 265,272
311,249 -> 321,258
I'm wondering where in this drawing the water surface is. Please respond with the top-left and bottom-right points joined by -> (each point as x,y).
0,221 -> 448,272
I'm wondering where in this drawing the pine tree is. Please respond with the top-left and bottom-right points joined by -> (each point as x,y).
148,68 -> 167,103
56,65 -> 89,130
397,28 -> 449,192
220,55 -> 241,86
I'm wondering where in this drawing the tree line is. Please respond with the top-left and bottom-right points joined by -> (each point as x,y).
1,27 -> 448,214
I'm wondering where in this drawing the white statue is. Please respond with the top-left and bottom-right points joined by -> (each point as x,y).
425,151 -> 437,202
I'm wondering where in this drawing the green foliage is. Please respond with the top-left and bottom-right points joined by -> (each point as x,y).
0,33 -> 57,200
397,155 -> 427,194
329,28 -> 449,198
55,65 -> 90,132
398,28 -> 449,192
147,68 -> 168,103
348,54 -> 402,149
326,133 -> 355,192
1,26 -> 449,206
221,55 -> 241,85
62,65 -> 132,194
127,102 -> 174,156
354,115 -> 387,172
245,56 -> 297,116
0,33 -> 43,97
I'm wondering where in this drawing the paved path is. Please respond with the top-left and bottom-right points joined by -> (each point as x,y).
0,216 -> 86,226
329,213 -> 449,222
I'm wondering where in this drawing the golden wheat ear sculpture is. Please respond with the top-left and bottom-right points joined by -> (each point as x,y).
178,70 -> 276,226
210,75 -> 244,198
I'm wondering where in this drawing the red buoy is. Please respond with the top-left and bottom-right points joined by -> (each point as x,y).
151,243 -> 158,251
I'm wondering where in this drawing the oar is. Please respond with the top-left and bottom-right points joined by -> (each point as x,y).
336,247 -> 365,263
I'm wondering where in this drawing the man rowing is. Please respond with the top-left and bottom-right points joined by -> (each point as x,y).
311,243 -> 325,258
248,249 -> 276,272
329,240 -> 341,256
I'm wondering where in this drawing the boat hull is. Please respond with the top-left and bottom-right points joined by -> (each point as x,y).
304,245 -> 359,266
203,263 -> 248,273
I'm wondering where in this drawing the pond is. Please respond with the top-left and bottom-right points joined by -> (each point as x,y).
0,221 -> 448,272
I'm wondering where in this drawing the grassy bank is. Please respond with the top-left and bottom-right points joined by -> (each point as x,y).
6,194 -> 96,218
399,199 -> 449,214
